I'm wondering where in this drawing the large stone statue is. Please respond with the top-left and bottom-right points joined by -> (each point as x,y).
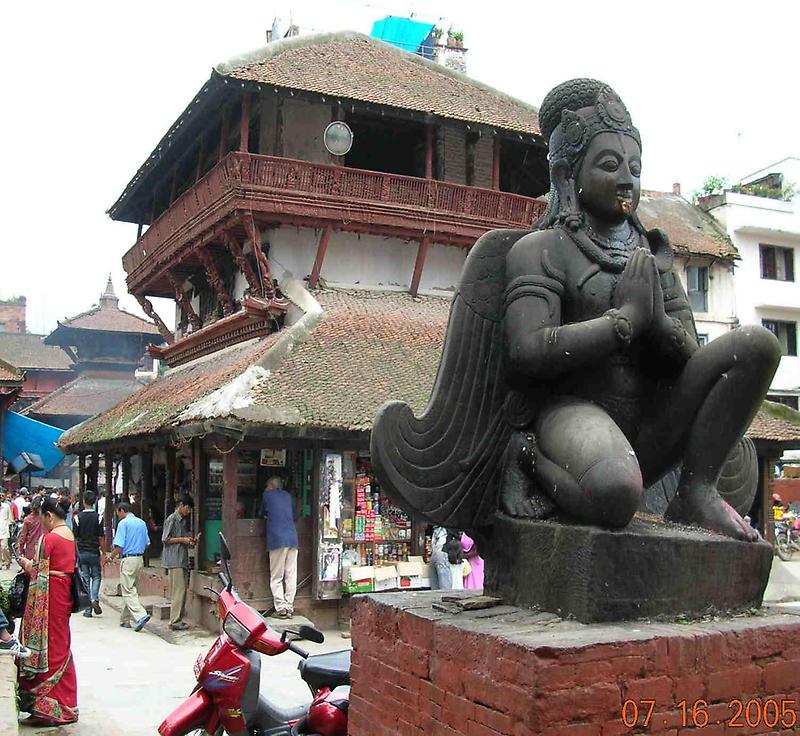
371,79 -> 781,558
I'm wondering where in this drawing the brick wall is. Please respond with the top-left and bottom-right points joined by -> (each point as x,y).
349,591 -> 800,736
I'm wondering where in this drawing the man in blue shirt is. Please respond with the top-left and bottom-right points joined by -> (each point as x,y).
260,477 -> 298,619
105,501 -> 151,631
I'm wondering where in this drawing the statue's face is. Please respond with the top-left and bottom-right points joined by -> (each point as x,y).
575,130 -> 641,222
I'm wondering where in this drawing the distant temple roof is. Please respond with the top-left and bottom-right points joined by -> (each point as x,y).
23,373 -> 144,420
45,277 -> 160,343
0,333 -> 73,371
638,191 -> 738,260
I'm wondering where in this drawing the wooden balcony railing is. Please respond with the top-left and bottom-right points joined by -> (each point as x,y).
123,152 -> 546,291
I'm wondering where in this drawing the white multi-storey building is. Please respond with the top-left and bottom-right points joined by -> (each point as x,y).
700,157 -> 800,409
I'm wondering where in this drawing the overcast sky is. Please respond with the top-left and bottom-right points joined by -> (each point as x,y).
2,1 -> 798,334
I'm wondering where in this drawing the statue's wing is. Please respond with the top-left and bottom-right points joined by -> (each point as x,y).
371,229 -> 530,529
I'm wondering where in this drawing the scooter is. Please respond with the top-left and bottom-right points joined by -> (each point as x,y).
159,533 -> 350,736
775,518 -> 800,561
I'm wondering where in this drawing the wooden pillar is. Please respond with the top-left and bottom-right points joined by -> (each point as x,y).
224,233 -> 260,296
222,449 -> 239,565
104,453 -> 114,549
90,453 -> 100,493
492,137 -> 501,190
141,450 -> 153,565
309,226 -> 333,289
122,454 -> 132,505
425,124 -> 434,180
78,453 -> 86,506
410,237 -> 431,297
239,92 -> 251,153
165,445 -> 176,523
198,248 -> 235,316
218,107 -> 230,162
762,453 -> 777,542
192,438 -> 205,565
246,215 -> 275,300
166,271 -> 202,332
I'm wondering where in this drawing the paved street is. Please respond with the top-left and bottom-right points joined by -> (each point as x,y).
1,566 -> 349,735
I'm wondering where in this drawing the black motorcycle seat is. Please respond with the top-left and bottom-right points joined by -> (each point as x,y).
255,692 -> 309,725
298,650 -> 351,691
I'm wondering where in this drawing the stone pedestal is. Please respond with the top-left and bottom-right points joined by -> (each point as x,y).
481,514 -> 773,623
349,591 -> 800,736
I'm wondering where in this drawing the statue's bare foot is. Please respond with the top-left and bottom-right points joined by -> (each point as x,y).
665,484 -> 758,542
501,485 -> 538,518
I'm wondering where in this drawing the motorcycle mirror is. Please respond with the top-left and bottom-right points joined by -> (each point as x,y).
219,533 -> 232,561
298,625 -> 325,644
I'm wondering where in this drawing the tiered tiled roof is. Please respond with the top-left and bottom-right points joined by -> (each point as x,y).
638,191 -> 737,259
0,333 -> 73,371
747,401 -> 800,445
23,375 -> 144,420
218,32 -> 540,136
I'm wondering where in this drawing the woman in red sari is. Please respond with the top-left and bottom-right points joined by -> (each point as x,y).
17,496 -> 78,725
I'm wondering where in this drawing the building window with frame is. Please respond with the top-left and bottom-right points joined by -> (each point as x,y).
686,266 -> 708,313
763,319 -> 798,356
760,244 -> 795,282
696,334 -> 709,346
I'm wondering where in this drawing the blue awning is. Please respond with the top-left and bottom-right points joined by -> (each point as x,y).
370,17 -> 436,58
2,411 -> 64,475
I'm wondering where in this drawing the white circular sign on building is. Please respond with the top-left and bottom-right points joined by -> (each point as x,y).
323,121 -> 354,156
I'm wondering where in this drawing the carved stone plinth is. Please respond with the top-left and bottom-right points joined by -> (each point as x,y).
481,514 -> 773,623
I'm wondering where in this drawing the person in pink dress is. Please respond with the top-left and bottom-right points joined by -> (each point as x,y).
461,532 -> 484,590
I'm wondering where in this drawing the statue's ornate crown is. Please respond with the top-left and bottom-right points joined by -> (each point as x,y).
547,85 -> 641,168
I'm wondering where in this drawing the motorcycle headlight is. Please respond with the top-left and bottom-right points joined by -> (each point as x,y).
223,614 -> 251,647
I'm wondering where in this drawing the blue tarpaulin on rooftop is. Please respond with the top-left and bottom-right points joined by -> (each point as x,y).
2,411 -> 64,475
370,17 -> 435,59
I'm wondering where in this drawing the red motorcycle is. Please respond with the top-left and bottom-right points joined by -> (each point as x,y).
159,534 -> 350,736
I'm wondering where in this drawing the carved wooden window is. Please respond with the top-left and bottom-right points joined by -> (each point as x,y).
686,266 -> 708,313
763,319 -> 797,356
760,244 -> 795,282
767,393 -> 799,410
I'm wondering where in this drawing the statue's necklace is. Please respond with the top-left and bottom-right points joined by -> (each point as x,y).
563,223 -> 643,273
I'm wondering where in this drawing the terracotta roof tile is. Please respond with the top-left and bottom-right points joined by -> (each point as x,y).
249,289 -> 449,432
0,358 -> 24,384
638,191 -> 737,260
59,336 -> 281,449
23,375 -> 143,419
747,402 -> 800,444
56,305 -> 160,335
0,333 -> 73,371
218,32 -> 540,136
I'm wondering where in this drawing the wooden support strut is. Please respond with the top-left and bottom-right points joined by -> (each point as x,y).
245,214 -> 275,300
410,237 -> 431,297
134,294 -> 174,344
309,226 -> 333,289
198,247 -> 235,316
166,271 -> 202,332
223,233 -> 260,296
425,124 -> 434,180
219,107 -> 230,162
104,452 -> 114,549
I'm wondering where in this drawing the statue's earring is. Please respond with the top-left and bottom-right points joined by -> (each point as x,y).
552,159 -> 583,232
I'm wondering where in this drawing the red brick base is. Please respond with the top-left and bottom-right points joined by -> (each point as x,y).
349,592 -> 800,735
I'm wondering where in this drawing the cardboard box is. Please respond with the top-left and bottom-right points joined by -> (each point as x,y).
397,557 -> 426,589
341,565 -> 374,594
373,565 -> 398,592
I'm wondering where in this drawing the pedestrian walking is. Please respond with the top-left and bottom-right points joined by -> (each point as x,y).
162,495 -> 195,631
17,495 -> 43,559
260,476 -> 298,618
105,501 -> 150,631
0,493 -> 12,569
428,526 -> 452,590
73,490 -> 105,617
